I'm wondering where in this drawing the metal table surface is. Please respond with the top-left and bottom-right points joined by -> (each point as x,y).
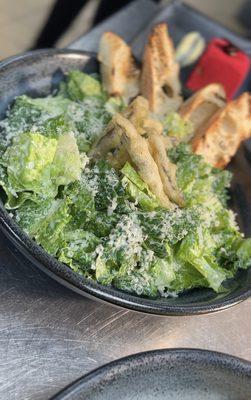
0,2 -> 250,399
1,233 -> 251,400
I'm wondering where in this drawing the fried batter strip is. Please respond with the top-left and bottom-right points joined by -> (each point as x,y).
148,134 -> 184,207
113,113 -> 174,209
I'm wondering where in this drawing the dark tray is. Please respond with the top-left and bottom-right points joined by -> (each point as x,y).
132,0 -> 251,95
132,0 -> 251,237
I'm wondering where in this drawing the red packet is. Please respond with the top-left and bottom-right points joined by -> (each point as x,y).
186,38 -> 250,99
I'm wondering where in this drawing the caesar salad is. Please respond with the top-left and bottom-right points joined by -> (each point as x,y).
0,24 -> 250,298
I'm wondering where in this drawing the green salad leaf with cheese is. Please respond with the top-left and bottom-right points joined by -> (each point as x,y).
0,70 -> 250,298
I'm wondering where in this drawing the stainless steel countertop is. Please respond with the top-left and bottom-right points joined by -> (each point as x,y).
1,233 -> 250,400
0,2 -> 250,399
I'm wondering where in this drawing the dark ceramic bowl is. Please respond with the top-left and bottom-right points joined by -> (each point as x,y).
0,49 -> 251,315
51,349 -> 251,399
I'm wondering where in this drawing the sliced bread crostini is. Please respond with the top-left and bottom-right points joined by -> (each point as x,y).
191,92 -> 251,168
141,23 -> 182,116
98,31 -> 140,103
179,83 -> 226,140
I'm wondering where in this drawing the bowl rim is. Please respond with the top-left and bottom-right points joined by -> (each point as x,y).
0,48 -> 98,69
0,48 -> 250,316
50,348 -> 251,399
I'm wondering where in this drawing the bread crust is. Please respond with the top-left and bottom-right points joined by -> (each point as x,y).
192,92 -> 251,168
141,23 -> 182,115
98,32 -> 140,103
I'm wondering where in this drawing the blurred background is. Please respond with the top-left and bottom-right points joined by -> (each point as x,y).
0,0 -> 251,59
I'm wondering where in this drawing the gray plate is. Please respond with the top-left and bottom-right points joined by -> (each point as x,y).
51,349 -> 251,400
0,49 -> 250,316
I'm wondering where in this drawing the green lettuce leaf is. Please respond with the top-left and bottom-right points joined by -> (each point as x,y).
168,143 -> 231,207
66,98 -> 111,152
235,238 -> 251,269
0,95 -> 74,146
153,243 -> 207,295
59,229 -> 100,274
40,114 -> 72,138
64,179 -> 95,230
21,95 -> 72,116
168,262 -> 208,293
151,247 -> 176,291
95,213 -> 144,285
15,197 -> 71,255
4,132 -> 58,198
0,160 -> 41,209
121,162 -> 160,211
51,132 -> 82,186
68,160 -> 127,214
0,96 -> 42,144
104,96 -> 125,115
113,248 -> 176,298
65,70 -> 105,101
86,212 -> 119,238
64,163 -> 121,235
140,207 -> 200,257
163,112 -> 193,141
177,227 -> 226,292
113,255 -> 159,297
92,160 -> 127,211
2,131 -> 82,205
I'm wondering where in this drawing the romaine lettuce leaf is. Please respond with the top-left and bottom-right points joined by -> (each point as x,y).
0,95 -> 74,146
153,243 -> 207,294
235,238 -> 251,269
64,163 -> 121,235
4,132 -> 58,198
15,197 -> 71,255
92,160 -> 127,211
67,98 -> 111,152
40,114 -> 72,138
105,96 -> 125,115
99,249 -> 159,297
121,162 -> 160,211
220,237 -> 251,273
64,179 -> 95,230
59,230 -> 100,274
64,70 -> 105,101
21,95 -> 72,116
86,212 -> 119,238
151,250 -> 176,291
177,227 -> 226,292
163,112 -> 193,141
168,143 -> 231,207
2,131 -> 82,205
0,136 -> 7,158
168,262 -> 208,293
68,160 -> 127,214
140,207 -> 200,257
51,132 -> 82,186
95,253 -> 115,285
95,213 -> 144,284
0,96 -> 42,144
113,249 -> 176,297
0,159 -> 43,209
